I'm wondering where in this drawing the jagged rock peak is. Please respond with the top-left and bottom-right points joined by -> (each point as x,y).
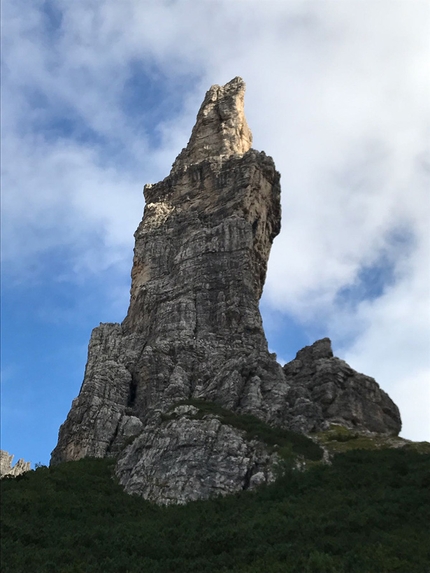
295,337 -> 334,361
0,450 -> 31,478
171,76 -> 253,173
284,338 -> 402,435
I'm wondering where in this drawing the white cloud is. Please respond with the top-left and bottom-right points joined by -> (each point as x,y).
2,0 -> 429,441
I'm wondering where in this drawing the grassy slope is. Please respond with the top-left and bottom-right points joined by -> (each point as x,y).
2,447 -> 430,573
315,425 -> 430,456
164,399 -> 324,461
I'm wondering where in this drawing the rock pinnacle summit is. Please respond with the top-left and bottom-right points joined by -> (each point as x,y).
51,78 -> 401,504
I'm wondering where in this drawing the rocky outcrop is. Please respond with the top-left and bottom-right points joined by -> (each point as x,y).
116,405 -> 277,504
0,450 -> 31,478
283,338 -> 402,435
51,77 -> 401,503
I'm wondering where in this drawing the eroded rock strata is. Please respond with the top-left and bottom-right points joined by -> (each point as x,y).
51,77 -> 401,503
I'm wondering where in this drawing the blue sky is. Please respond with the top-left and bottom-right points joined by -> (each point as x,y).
2,0 -> 429,466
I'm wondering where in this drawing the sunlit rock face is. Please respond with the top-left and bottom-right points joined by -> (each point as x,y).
0,450 -> 31,478
170,76 -> 253,172
51,78 -> 401,503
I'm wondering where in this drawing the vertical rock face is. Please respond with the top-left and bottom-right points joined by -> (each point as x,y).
51,78 -> 402,503
51,77 -> 287,469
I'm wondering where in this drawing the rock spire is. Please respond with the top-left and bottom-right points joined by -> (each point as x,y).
51,78 -> 401,503
171,76 -> 252,171
0,450 -> 31,478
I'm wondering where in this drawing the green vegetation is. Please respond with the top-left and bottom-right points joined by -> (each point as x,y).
164,399 -> 323,461
2,449 -> 430,572
316,425 -> 430,455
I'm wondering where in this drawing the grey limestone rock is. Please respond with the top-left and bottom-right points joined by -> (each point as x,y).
116,409 -> 277,505
51,76 -> 287,469
51,323 -> 146,463
284,338 -> 402,435
51,77 -> 401,503
0,450 -> 31,478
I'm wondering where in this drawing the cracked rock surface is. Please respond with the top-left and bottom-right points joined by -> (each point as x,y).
51,78 -> 401,503
116,406 -> 277,504
51,77 -> 287,470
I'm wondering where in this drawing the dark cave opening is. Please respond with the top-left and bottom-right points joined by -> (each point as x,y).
127,376 -> 138,407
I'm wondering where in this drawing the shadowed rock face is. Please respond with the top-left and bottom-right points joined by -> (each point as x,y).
283,338 -> 401,435
51,78 -> 401,503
